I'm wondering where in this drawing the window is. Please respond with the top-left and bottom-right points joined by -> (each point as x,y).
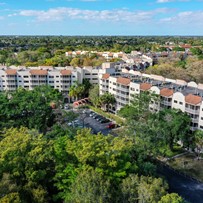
179,102 -> 183,105
49,76 -> 54,78
18,81 -> 22,83
56,76 -> 59,78
24,76 -> 29,78
174,100 -> 177,103
201,117 -> 203,120
200,126 -> 203,129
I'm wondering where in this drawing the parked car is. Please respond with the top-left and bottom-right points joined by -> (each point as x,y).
107,122 -> 116,129
92,114 -> 99,119
96,116 -> 104,121
94,115 -> 102,120
90,112 -> 96,117
100,118 -> 110,123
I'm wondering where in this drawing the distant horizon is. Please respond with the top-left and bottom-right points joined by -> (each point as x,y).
0,0 -> 202,35
1,35 -> 203,37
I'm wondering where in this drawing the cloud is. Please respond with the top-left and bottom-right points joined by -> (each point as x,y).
16,7 -> 172,23
160,10 -> 203,26
157,0 -> 190,3
157,0 -> 174,2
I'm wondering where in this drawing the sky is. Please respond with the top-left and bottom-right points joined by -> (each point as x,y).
0,0 -> 203,35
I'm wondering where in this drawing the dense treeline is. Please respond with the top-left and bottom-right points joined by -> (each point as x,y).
146,55 -> 203,83
0,35 -> 203,67
0,86 -> 187,202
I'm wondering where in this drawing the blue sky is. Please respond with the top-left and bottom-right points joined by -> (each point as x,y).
0,0 -> 202,35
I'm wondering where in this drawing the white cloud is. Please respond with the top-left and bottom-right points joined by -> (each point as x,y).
16,7 -> 172,23
157,0 -> 174,2
160,11 -> 203,26
157,0 -> 190,3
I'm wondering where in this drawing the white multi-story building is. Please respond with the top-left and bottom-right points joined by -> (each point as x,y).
99,67 -> 203,131
0,66 -> 99,94
2,62 -> 203,131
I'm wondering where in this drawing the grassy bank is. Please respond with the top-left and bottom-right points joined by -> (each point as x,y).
167,153 -> 203,182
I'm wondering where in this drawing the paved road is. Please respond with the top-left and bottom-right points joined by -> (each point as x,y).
157,163 -> 203,203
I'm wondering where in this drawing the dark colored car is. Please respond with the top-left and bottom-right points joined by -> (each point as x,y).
92,114 -> 99,119
93,115 -> 101,119
100,118 -> 110,123
96,116 -> 104,121
107,123 -> 116,129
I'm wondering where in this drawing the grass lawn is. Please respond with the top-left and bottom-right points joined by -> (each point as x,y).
167,153 -> 203,182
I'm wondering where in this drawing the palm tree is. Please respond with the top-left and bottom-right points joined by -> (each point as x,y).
100,93 -> 116,112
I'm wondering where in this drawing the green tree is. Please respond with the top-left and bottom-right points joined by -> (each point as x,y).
0,193 -> 21,203
0,86 -> 62,133
69,81 -> 85,100
66,129 -> 136,180
0,127 -> 54,202
194,130 -> 203,160
158,193 -> 186,203
89,85 -> 100,107
120,174 -> 168,203
120,174 -> 139,203
157,109 -> 191,151
68,168 -> 111,203
70,58 -> 82,67
100,92 -> 116,112
0,173 -> 19,200
82,78 -> 92,97
138,176 -> 168,203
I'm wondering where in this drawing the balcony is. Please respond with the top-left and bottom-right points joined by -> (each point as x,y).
6,80 -> 17,84
191,117 -> 199,123
117,86 -> 129,92
116,92 -> 129,98
185,107 -> 200,115
160,100 -> 172,106
190,126 -> 199,131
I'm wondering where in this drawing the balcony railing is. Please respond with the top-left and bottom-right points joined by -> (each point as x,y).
191,117 -> 199,123
185,107 -> 200,115
160,100 -> 172,106
190,126 -> 199,131
117,86 -> 129,92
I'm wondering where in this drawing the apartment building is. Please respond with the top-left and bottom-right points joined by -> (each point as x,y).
99,68 -> 203,131
0,66 -> 99,94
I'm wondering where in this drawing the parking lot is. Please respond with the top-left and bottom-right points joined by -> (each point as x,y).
69,109 -> 117,135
